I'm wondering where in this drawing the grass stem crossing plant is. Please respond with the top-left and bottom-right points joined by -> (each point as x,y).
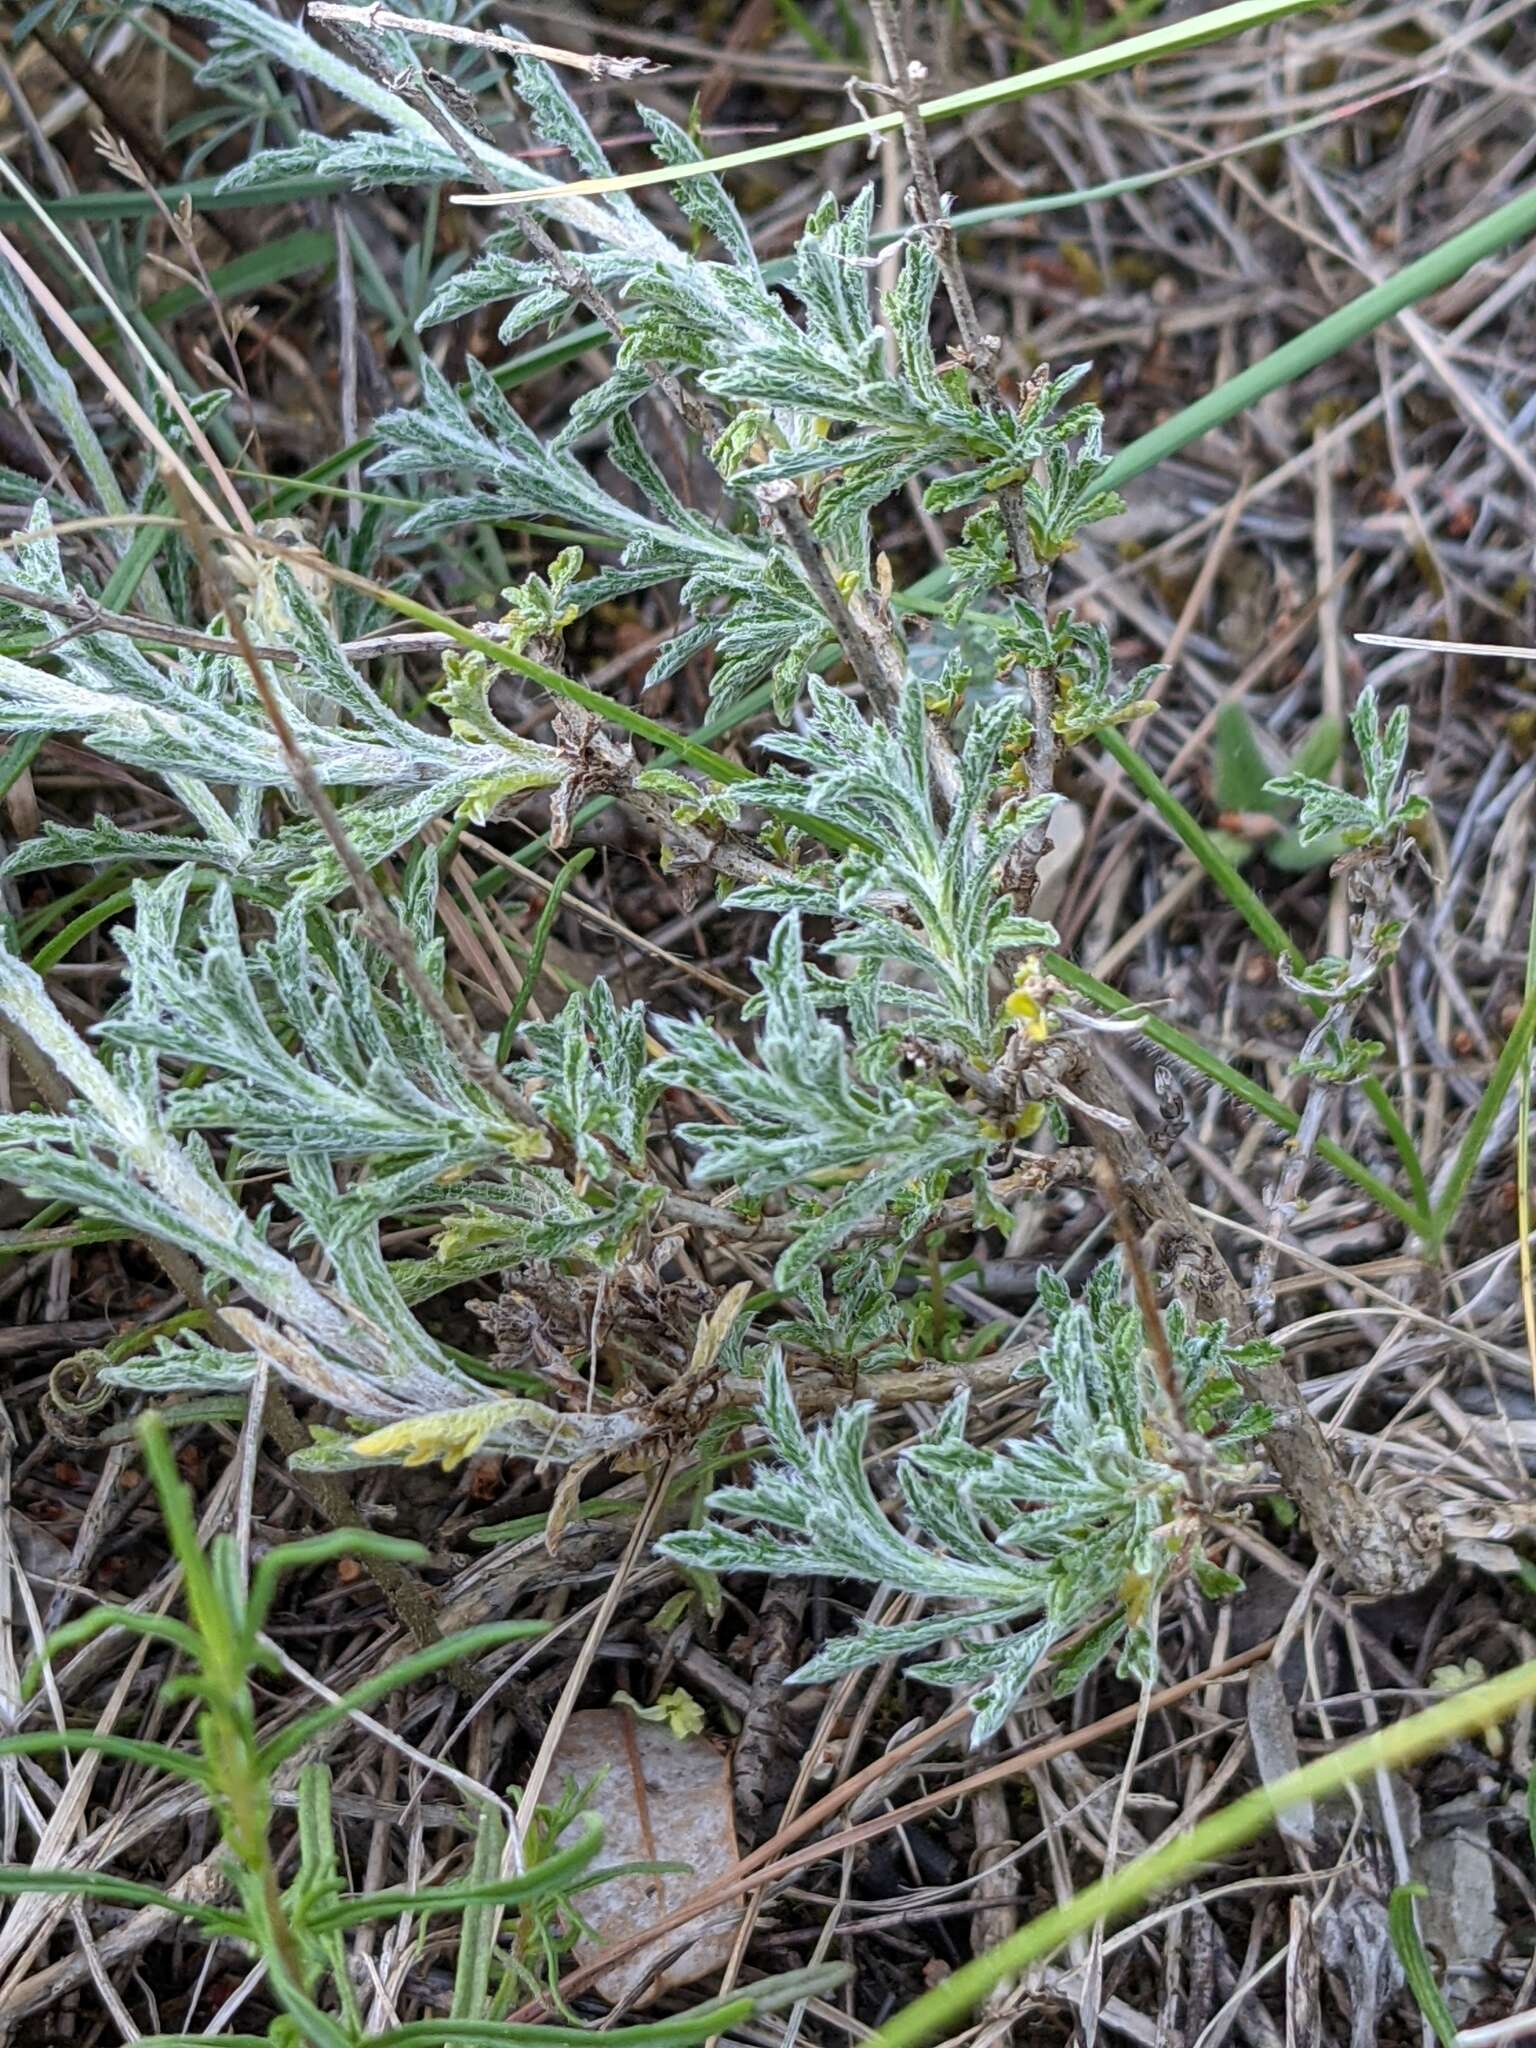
0,20 -> 1524,2040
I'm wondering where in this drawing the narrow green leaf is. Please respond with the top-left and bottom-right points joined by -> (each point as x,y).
1428,982 -> 1536,1249
309,1815 -> 603,1933
29,888 -> 136,974
22,1606 -> 202,1693
0,1730 -> 211,1785
450,1807 -> 507,2022
259,1622 -> 545,1769
0,174 -> 363,225
137,2036 -> 270,2047
1097,726 -> 1301,967
1211,704 -> 1274,814
74,229 -> 334,329
497,846 -> 595,1060
0,733 -> 42,806
247,1530 -> 430,1636
0,1868 -> 243,1934
373,2004 -> 758,2048
1387,1884 -> 1458,2048
1091,726 -> 1429,1218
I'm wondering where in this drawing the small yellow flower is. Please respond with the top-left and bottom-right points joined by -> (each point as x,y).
1004,958 -> 1054,1043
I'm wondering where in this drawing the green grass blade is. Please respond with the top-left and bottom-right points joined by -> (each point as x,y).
450,1807 -> 506,2022
456,0 -> 1330,203
22,1606 -> 203,1687
1092,729 -> 1430,1216
138,2038 -> 269,2047
1046,955 -> 1426,1235
138,2037 -> 269,2047
0,173 -> 360,225
1096,727 -> 1300,965
1514,876 -> 1536,1381
29,888 -> 137,975
101,516 -> 176,612
0,733 -> 42,808
74,229 -> 333,329
1387,1885 -> 1458,2048
375,1966 -> 849,2046
373,2008 -> 758,2048
496,847 -> 595,1061
1368,1084 -> 1431,1225
246,1531 -> 431,1636
1428,982 -> 1536,1249
135,1412 -> 228,1657
868,1657 -> 1536,2048
1102,179 -> 1536,492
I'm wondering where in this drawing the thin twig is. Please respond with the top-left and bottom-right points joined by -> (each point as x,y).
756,481 -> 904,722
865,0 -> 990,377
1250,843 -> 1400,1325
510,1459 -> 675,1859
168,476 -> 550,1148
1094,1153 -> 1192,1445
0,577 -> 295,661
863,0 -> 1058,899
307,3 -> 663,80
1032,1033 -> 1441,1598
